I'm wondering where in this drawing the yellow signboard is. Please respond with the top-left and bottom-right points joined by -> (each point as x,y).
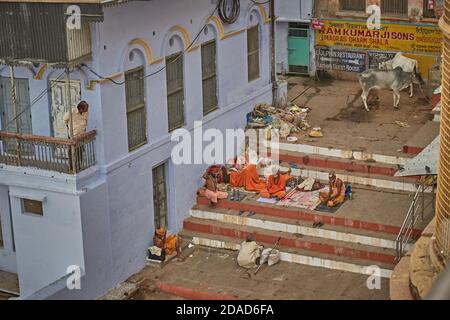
316,20 -> 442,55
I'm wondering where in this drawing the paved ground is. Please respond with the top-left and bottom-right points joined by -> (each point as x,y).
0,271 -> 19,297
126,247 -> 390,300
286,77 -> 437,156
0,292 -> 12,300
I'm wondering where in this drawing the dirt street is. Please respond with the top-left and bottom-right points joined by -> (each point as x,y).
126,247 -> 390,300
286,77 -> 435,156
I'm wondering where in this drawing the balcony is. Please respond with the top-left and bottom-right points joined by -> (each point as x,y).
0,130 -> 96,174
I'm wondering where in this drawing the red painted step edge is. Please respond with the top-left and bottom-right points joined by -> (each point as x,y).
279,153 -> 398,176
157,282 -> 239,300
184,220 -> 397,265
196,197 -> 423,238
402,145 -> 424,155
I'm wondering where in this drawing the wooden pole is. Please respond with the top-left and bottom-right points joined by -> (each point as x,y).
9,66 -> 19,134
270,0 -> 278,107
9,66 -> 21,166
65,67 -> 76,172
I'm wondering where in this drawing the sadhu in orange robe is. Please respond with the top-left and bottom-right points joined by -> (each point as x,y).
260,172 -> 292,200
229,164 -> 267,192
319,178 -> 346,208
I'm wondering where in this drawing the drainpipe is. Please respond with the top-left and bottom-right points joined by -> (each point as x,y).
270,0 -> 278,106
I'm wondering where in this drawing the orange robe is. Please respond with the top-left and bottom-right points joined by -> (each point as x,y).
230,164 -> 266,192
260,173 -> 291,199
164,234 -> 178,256
320,179 -> 346,208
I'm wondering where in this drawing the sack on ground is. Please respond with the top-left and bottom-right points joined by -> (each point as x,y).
260,248 -> 281,267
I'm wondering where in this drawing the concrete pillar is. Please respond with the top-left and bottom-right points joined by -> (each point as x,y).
434,0 -> 450,268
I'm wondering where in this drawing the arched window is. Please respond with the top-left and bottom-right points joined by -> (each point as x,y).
247,12 -> 261,82
165,35 -> 185,132
125,65 -> 147,151
201,24 -> 219,115
123,48 -> 147,151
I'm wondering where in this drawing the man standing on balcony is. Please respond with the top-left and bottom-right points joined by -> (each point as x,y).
63,101 -> 89,172
63,101 -> 89,138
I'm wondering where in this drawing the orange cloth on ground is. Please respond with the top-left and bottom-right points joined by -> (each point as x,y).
319,179 -> 346,208
229,164 -> 266,192
260,173 -> 291,199
164,234 -> 178,256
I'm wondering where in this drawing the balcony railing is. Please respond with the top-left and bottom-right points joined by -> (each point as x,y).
0,130 -> 96,174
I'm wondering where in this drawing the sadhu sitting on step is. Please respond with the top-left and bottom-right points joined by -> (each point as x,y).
260,165 -> 294,200
153,227 -> 184,260
229,157 -> 271,193
201,165 -> 229,205
319,172 -> 346,208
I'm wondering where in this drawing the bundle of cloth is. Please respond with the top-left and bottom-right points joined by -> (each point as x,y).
237,234 -> 280,269
149,227 -> 183,262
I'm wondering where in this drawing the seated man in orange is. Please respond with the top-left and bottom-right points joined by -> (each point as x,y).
153,227 -> 184,260
229,158 -> 269,193
260,166 -> 293,200
319,172 -> 346,208
202,166 -> 229,205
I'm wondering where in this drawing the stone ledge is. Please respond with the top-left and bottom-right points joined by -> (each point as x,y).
409,220 -> 440,299
390,219 -> 440,300
390,255 -> 414,300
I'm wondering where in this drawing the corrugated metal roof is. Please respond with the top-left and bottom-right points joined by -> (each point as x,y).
395,135 -> 440,177
0,2 -> 103,64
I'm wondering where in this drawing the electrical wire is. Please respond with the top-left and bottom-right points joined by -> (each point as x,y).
218,0 -> 240,24
250,0 -> 271,5
82,3 -> 220,86
5,0 -> 227,128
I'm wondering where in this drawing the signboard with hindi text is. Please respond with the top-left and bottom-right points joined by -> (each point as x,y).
315,47 -> 367,73
316,19 -> 442,55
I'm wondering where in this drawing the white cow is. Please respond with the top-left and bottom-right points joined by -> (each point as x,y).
379,53 -> 420,97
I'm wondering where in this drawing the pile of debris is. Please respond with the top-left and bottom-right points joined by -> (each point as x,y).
246,103 -> 322,140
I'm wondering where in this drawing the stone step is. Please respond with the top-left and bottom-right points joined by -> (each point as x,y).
190,205 -> 410,251
259,140 -> 412,166
280,162 -> 422,193
183,217 -> 398,266
196,196 -> 425,238
180,230 -> 393,279
278,151 -> 401,177
402,121 -> 440,155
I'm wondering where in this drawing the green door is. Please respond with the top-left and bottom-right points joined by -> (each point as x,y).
288,23 -> 310,74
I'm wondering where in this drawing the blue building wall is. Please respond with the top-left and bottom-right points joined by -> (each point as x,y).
275,0 -> 315,75
1,0 -> 273,299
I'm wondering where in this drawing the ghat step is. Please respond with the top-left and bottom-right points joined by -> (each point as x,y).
190,205 -> 407,251
196,196 -> 424,238
183,217 -> 397,266
181,230 -> 393,279
279,162 -> 421,193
